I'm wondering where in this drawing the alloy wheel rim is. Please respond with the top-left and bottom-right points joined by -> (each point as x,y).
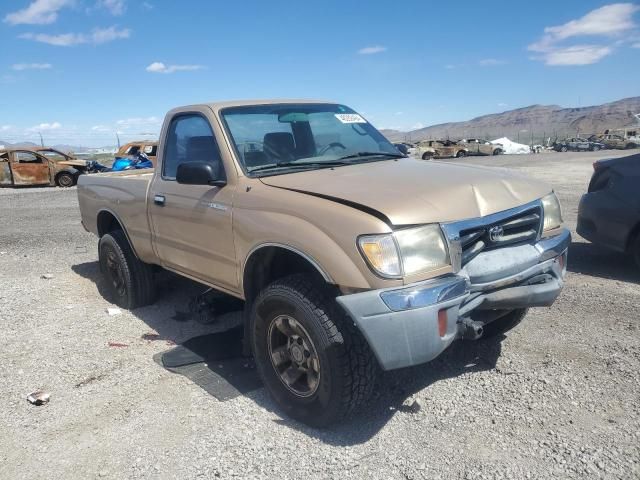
105,249 -> 126,297
267,314 -> 321,397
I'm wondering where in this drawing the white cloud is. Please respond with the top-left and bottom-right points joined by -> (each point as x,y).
142,2 -> 153,10
116,116 -> 161,130
444,64 -> 459,69
528,3 -> 640,66
91,26 -> 130,43
91,125 -> 111,132
1,125 -> 13,131
497,102 -> 509,107
11,63 -> 52,70
97,0 -> 126,15
478,58 -> 506,66
394,111 -> 403,116
357,46 -> 387,55
410,122 -> 425,130
20,26 -> 130,46
145,62 -> 205,74
27,122 -> 62,132
542,45 -> 613,65
4,0 -> 72,25
632,42 -> 640,48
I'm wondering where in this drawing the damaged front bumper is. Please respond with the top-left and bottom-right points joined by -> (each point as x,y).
336,228 -> 570,370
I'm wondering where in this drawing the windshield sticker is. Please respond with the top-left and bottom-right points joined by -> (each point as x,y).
335,113 -> 367,124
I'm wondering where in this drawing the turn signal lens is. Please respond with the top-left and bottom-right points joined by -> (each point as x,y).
438,309 -> 447,337
358,234 -> 401,277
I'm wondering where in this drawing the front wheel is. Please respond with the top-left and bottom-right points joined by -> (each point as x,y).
561,146 -> 568,152
492,149 -> 502,156
56,171 -> 76,187
591,145 -> 600,152
456,150 -> 466,158
422,152 -> 433,160
98,230 -> 155,309
251,274 -> 377,427
479,309 -> 528,338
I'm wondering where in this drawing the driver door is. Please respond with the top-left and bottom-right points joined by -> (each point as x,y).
148,112 -> 238,291
10,151 -> 50,185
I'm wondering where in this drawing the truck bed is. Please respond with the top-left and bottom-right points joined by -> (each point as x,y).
78,170 -> 156,262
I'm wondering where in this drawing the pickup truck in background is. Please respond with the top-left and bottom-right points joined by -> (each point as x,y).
78,100 -> 570,426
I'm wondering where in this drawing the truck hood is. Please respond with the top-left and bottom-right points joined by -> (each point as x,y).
259,158 -> 551,226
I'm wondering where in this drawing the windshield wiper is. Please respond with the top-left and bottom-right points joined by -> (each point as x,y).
336,151 -> 405,161
249,160 -> 352,173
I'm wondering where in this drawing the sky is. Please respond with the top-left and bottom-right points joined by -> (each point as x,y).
1,0 -> 639,147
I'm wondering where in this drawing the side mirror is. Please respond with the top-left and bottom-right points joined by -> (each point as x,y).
176,162 -> 226,187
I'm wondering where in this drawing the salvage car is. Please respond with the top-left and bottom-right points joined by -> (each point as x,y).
414,139 -> 468,159
116,141 -> 158,164
589,134 -> 638,150
1,148 -> 86,187
459,138 -> 503,156
553,137 -> 605,152
31,147 -> 102,174
577,153 -> 640,268
78,100 -> 570,426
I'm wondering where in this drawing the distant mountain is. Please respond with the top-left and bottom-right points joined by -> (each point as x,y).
0,140 -> 112,153
386,96 -> 640,143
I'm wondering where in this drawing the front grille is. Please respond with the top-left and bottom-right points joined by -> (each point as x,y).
459,207 -> 542,265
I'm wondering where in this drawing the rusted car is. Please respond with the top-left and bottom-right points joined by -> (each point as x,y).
0,148 -> 84,187
588,134 -> 638,150
414,140 -> 468,159
116,141 -> 158,164
459,138 -> 504,156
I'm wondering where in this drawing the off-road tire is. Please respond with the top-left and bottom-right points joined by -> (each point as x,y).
98,230 -> 155,309
480,308 -> 528,338
456,150 -> 466,158
422,152 -> 433,160
251,274 -> 377,427
56,171 -> 76,187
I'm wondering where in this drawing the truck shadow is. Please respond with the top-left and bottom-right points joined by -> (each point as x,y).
567,241 -> 639,284
72,260 -> 504,446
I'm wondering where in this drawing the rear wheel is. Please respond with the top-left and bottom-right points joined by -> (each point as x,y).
98,230 -> 155,309
492,149 -> 502,155
591,145 -> 600,152
456,150 -> 466,158
561,146 -> 568,152
251,274 -> 377,427
56,171 -> 76,187
479,309 -> 528,338
626,143 -> 637,149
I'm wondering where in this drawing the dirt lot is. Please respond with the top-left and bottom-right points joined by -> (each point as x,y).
1,150 -> 638,479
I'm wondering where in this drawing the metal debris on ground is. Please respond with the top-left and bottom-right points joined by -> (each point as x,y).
401,397 -> 422,414
41,274 -> 54,280
141,333 -> 162,341
106,307 -> 121,316
27,390 -> 51,406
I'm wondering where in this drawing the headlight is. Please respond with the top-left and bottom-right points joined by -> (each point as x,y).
541,192 -> 563,231
358,225 -> 450,278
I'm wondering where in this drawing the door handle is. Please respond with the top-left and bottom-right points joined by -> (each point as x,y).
154,194 -> 166,206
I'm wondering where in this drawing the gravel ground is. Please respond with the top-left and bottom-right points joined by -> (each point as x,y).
0,150 -> 639,479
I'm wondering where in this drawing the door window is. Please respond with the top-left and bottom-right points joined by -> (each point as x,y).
16,152 -> 43,163
163,114 -> 224,180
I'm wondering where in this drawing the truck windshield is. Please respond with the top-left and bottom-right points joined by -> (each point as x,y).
221,103 -> 402,175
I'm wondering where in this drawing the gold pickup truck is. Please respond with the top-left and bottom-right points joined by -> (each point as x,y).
78,100 -> 570,426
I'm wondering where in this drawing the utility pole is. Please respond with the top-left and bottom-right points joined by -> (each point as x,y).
116,133 -> 121,149
38,132 -> 44,147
